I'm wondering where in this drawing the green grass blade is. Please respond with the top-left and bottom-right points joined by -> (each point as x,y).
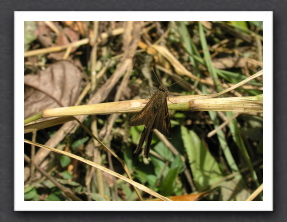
181,125 -> 223,190
198,22 -> 221,91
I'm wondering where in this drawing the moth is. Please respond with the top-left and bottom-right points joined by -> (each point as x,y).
129,75 -> 171,158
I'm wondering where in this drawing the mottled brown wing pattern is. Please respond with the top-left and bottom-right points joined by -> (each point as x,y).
133,123 -> 154,158
129,95 -> 157,127
153,98 -> 171,138
133,127 -> 148,155
129,83 -> 172,157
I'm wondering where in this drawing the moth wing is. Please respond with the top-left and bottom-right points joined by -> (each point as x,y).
153,99 -> 171,138
133,124 -> 154,158
129,97 -> 156,126
133,127 -> 147,154
143,128 -> 154,158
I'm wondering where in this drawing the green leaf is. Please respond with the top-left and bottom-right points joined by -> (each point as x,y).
120,183 -> 139,201
60,171 -> 73,180
202,86 -> 242,183
134,169 -> 148,184
24,185 -> 34,193
120,183 -> 133,200
56,178 -> 81,186
71,137 -> 89,151
147,174 -> 157,188
154,141 -> 174,162
181,126 -> 223,190
45,188 -> 65,201
45,193 -> 62,201
160,167 -> 180,196
24,186 -> 38,200
74,185 -> 85,194
41,179 -> 56,189
150,156 -> 168,178
24,21 -> 37,52
227,112 -> 260,189
90,193 -> 107,201
230,21 -> 249,30
177,21 -> 201,83
178,21 -> 195,65
199,22 -> 221,91
130,126 -> 143,144
249,21 -> 263,29
170,155 -> 184,173
60,155 -> 71,168
123,144 -> 133,171
173,112 -> 186,119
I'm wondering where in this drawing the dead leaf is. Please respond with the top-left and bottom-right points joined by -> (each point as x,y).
147,192 -> 206,201
24,61 -> 82,118
37,21 -> 55,48
220,179 -> 251,201
48,27 -> 80,60
61,21 -> 88,37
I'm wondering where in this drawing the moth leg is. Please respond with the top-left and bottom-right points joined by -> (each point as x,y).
149,90 -> 155,97
167,97 -> 175,104
134,128 -> 147,155
143,129 -> 153,158
164,112 -> 169,118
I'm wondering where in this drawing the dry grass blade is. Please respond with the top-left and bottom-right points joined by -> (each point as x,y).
24,139 -> 171,201
246,184 -> 263,201
208,113 -> 240,137
73,117 -> 143,201
24,28 -> 124,57
24,154 -> 82,201
24,116 -> 74,133
25,116 -> 144,201
151,44 -> 210,84
210,70 -> 263,98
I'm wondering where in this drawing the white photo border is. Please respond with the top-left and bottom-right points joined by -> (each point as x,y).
16,11 -> 273,211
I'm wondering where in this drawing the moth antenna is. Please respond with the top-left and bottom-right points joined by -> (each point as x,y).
152,67 -> 187,88
168,77 -> 186,87
151,67 -> 162,85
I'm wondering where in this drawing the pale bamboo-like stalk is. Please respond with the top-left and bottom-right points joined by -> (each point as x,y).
39,95 -> 262,119
246,184 -> 263,201
37,70 -> 262,119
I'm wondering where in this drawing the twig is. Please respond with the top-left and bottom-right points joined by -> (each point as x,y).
24,28 -> 124,57
90,21 -> 99,92
24,139 -> 171,201
24,154 -> 82,201
208,113 -> 240,137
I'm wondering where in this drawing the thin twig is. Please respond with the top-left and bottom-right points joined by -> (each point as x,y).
208,113 -> 240,137
24,154 -> 82,201
24,139 -> 171,201
90,21 -> 99,92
